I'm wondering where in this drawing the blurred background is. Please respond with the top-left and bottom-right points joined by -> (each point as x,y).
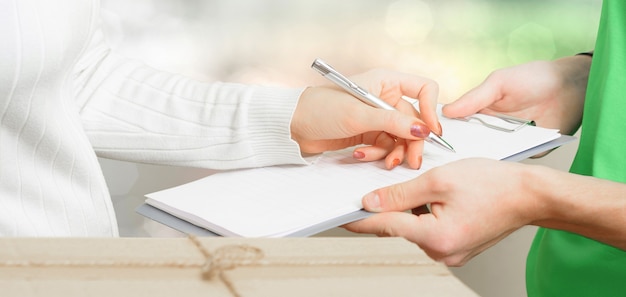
99,1 -> 601,296
100,0 -> 600,101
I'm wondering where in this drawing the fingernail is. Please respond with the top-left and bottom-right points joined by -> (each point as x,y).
363,192 -> 382,212
410,124 -> 431,138
353,151 -> 365,159
389,158 -> 401,169
416,156 -> 423,170
437,122 -> 443,136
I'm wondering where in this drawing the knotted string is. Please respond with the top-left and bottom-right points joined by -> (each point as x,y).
0,236 -> 437,297
188,235 -> 264,297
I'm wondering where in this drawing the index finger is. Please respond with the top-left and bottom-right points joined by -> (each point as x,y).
401,78 -> 441,135
343,211 -> 439,252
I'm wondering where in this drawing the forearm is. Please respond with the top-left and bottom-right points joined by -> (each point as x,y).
73,29 -> 308,169
528,165 -> 626,250
81,59 -> 306,168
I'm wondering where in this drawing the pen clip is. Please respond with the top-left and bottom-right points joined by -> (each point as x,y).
312,58 -> 396,110
311,59 -> 360,90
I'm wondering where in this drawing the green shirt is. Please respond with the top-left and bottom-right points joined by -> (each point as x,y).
526,1 -> 626,296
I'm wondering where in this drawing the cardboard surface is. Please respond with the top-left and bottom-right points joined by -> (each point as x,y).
0,237 -> 479,297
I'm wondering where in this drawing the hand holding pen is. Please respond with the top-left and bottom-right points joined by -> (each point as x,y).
292,59 -> 451,169
308,58 -> 453,169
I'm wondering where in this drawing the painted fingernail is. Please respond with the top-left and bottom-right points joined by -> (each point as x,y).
391,158 -> 401,168
363,192 -> 382,212
410,124 -> 431,138
353,151 -> 365,159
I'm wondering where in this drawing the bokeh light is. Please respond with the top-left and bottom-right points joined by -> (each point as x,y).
101,0 -> 601,103
508,22 -> 556,64
385,0 -> 433,45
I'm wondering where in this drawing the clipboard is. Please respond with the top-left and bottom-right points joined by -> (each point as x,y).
135,134 -> 576,237
136,203 -> 373,237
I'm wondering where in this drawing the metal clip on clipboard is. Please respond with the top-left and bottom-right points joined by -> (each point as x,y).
456,113 -> 536,132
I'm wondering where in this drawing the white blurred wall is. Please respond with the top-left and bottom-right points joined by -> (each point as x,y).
99,1 -> 599,296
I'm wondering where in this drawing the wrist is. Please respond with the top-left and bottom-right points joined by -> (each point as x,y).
520,164 -> 559,226
525,165 -> 588,229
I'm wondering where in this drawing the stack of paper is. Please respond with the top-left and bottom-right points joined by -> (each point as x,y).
142,109 -> 572,237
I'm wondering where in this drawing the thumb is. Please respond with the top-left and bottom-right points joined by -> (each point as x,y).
362,179 -> 428,212
442,79 -> 501,119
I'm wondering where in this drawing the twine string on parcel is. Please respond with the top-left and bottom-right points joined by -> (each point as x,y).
0,235 -> 436,297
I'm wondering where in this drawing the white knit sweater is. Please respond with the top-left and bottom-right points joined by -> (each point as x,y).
0,0 -> 307,236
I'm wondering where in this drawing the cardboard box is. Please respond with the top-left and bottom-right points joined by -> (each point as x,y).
0,237 -> 479,297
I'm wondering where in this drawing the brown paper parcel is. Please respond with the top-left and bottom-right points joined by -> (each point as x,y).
0,236 -> 479,297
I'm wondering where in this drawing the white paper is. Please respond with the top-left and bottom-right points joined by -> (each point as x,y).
145,108 -> 561,237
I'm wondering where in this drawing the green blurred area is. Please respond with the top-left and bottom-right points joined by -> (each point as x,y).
376,0 -> 601,100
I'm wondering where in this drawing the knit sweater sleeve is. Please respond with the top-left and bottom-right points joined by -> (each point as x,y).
72,27 -> 308,170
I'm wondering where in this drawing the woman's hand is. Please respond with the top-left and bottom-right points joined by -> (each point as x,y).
291,69 -> 441,169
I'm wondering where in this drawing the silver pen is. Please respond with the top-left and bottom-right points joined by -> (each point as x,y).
311,58 -> 455,153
